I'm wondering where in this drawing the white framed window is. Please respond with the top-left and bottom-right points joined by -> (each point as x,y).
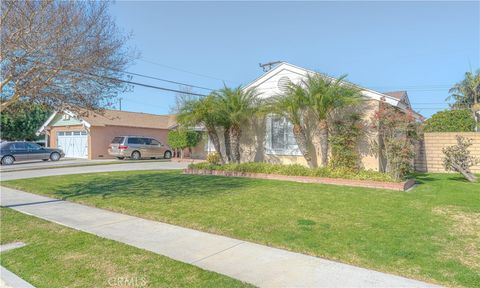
62,114 -> 71,120
265,115 -> 301,156
205,135 -> 215,152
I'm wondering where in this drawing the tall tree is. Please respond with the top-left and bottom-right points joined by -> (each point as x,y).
1,0 -> 134,113
177,95 -> 226,163
269,83 -> 315,167
0,101 -> 51,141
305,74 -> 362,167
215,86 -> 260,164
447,70 -> 480,131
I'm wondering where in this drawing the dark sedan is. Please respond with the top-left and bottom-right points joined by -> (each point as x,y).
0,141 -> 65,165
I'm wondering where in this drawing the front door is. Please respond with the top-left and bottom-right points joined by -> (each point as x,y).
10,142 -> 29,161
26,142 -> 50,160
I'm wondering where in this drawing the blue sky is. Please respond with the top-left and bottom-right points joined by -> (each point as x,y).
110,1 -> 480,118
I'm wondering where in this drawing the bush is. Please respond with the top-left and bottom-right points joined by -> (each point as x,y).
206,152 -> 221,165
329,112 -> 363,169
423,110 -> 475,132
189,162 -> 397,182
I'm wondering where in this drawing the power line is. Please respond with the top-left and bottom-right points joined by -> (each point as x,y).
82,71 -> 209,97
139,57 -> 240,85
119,70 -> 215,92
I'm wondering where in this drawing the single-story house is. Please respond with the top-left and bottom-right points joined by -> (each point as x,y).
37,110 -> 178,159
213,62 -> 423,171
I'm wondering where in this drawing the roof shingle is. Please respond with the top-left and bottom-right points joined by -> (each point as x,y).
81,109 -> 177,129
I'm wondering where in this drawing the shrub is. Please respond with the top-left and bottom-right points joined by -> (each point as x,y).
423,110 -> 475,132
188,162 -> 397,182
371,102 -> 418,181
167,129 -> 201,158
443,136 -> 479,182
329,111 -> 364,170
206,152 -> 221,165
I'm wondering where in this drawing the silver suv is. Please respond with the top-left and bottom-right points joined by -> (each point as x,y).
108,136 -> 172,160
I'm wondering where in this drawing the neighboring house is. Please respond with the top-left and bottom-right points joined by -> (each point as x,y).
37,110 -> 177,159
223,62 -> 422,171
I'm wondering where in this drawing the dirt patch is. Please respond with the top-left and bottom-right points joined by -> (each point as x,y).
433,206 -> 480,270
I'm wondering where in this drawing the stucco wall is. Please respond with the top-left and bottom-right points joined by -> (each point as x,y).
236,99 -> 381,170
89,126 -> 170,159
415,132 -> 480,173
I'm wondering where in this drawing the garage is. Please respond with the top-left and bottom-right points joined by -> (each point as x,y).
57,131 -> 88,158
37,109 -> 179,160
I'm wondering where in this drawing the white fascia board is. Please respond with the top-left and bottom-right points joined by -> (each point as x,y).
243,62 -> 403,107
36,111 -> 58,135
63,109 -> 91,128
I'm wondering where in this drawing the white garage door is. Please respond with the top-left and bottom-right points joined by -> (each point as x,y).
57,131 -> 88,158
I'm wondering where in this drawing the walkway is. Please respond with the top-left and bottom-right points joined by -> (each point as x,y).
0,187 -> 440,288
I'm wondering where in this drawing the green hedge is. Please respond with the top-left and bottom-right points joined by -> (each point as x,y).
423,109 -> 475,132
188,162 -> 398,182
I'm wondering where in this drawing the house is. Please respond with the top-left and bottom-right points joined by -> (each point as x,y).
37,109 -> 177,159
227,62 -> 422,171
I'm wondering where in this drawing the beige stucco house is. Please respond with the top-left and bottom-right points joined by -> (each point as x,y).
214,62 -> 423,171
37,109 -> 178,159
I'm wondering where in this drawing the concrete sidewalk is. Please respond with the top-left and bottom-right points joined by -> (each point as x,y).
0,187 -> 441,288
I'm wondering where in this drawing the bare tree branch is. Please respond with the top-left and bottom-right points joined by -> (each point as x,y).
0,0 -> 136,113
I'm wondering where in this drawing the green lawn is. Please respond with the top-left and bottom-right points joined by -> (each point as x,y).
0,208 -> 251,288
3,171 -> 479,287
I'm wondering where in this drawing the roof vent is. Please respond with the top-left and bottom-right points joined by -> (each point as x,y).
277,76 -> 291,93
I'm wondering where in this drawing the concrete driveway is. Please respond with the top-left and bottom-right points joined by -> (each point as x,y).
0,161 -> 189,181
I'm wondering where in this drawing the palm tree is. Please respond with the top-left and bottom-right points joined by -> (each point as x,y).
177,95 -> 226,163
269,82 -> 316,168
447,70 -> 480,131
305,74 -> 362,167
215,86 -> 260,163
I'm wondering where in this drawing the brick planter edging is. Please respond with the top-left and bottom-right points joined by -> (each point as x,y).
183,168 -> 416,191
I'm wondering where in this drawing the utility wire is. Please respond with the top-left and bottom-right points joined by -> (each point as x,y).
139,57 -> 240,85
118,70 -> 215,92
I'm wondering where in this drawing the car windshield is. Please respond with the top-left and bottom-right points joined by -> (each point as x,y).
111,137 -> 124,144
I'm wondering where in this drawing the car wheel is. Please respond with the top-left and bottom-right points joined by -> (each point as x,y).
116,157 -> 125,160
131,151 -> 141,160
164,150 -> 172,159
50,152 -> 61,161
1,155 -> 15,165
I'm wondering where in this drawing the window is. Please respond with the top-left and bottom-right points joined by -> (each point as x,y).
62,114 -> 71,120
73,131 -> 81,136
81,131 -> 87,135
11,143 -> 27,150
150,139 -> 161,146
205,135 -> 215,152
65,132 -> 72,136
265,115 -> 301,156
26,143 -> 42,150
127,137 -> 145,144
58,132 -> 65,136
111,137 -> 124,144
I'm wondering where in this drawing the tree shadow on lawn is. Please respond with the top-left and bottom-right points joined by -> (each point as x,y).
414,173 -> 474,184
54,173 -> 253,201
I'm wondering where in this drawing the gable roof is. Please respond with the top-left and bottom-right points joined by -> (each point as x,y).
81,109 -> 177,129
243,61 -> 422,119
37,109 -> 177,135
383,91 -> 407,100
243,62 -> 402,105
